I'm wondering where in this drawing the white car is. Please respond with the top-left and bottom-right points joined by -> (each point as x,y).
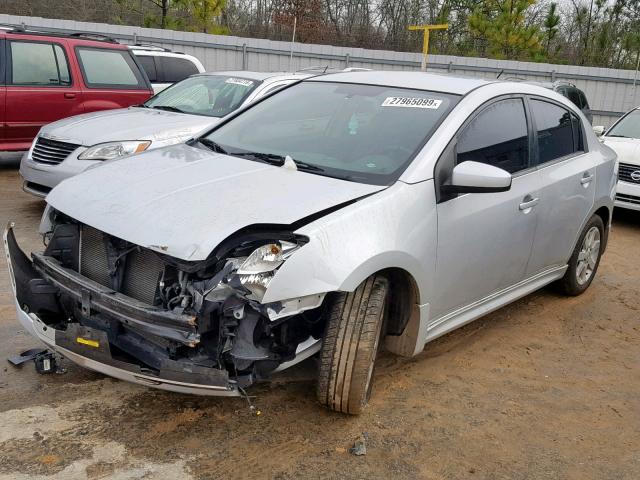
597,107 -> 640,211
19,71 -> 312,197
5,71 -> 616,414
130,45 -> 205,94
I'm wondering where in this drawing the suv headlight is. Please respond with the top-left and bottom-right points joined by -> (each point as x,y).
78,141 -> 151,161
235,241 -> 300,301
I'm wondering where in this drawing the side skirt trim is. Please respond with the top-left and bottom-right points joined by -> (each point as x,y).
424,265 -> 567,345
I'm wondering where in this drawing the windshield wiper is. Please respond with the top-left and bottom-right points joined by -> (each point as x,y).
607,134 -> 628,138
150,105 -> 185,113
290,159 -> 325,172
197,138 -> 228,154
229,151 -> 325,172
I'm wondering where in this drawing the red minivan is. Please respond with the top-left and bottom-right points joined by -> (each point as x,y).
0,27 -> 154,152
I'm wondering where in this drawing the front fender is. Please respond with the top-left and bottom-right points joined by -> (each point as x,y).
261,181 -> 437,306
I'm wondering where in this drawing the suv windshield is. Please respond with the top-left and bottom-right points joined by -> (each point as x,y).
607,109 -> 640,139
144,75 -> 260,117
202,81 -> 458,185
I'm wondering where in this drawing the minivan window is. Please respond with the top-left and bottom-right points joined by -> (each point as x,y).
203,81 -> 459,185
76,48 -> 147,88
145,75 -> 259,117
531,99 -> 578,164
457,98 -> 529,174
159,57 -> 199,83
10,42 -> 71,86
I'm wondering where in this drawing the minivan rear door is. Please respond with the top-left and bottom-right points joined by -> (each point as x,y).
75,47 -> 152,112
0,39 -> 6,148
4,38 -> 83,151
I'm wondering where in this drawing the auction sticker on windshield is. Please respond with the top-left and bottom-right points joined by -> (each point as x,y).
226,78 -> 255,87
382,97 -> 442,109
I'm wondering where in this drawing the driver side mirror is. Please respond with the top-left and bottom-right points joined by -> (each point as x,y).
592,126 -> 605,137
441,161 -> 512,194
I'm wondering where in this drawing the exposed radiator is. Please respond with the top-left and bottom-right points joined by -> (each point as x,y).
79,225 -> 164,305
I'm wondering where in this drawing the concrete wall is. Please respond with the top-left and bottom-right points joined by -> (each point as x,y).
2,13 -> 639,127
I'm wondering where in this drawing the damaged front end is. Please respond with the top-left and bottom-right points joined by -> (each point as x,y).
4,213 -> 327,395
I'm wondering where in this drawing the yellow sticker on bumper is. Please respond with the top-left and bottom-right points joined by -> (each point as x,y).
76,337 -> 99,348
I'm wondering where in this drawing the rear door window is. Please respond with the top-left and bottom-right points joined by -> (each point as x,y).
531,99 -> 582,165
76,47 -> 148,89
456,98 -> 530,174
9,41 -> 71,86
136,55 -> 157,83
158,57 -> 199,83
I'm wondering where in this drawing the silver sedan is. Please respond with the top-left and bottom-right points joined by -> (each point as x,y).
19,71 -> 311,196
5,71 -> 616,413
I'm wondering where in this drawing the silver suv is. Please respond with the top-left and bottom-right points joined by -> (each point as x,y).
4,71 -> 616,414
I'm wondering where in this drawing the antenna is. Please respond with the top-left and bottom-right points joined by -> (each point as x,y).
288,17 -> 297,72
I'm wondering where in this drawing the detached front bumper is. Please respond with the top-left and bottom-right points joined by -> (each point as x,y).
3,224 -> 240,396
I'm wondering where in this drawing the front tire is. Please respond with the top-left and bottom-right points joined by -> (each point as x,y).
557,215 -> 604,296
317,275 -> 388,414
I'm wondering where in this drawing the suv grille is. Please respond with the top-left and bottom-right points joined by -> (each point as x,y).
618,163 -> 640,185
79,226 -> 164,305
32,137 -> 80,165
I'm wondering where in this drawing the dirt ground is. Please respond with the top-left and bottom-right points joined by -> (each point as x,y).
0,164 -> 638,480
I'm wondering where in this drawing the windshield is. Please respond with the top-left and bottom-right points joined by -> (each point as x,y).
144,75 -> 260,117
202,81 -> 458,185
607,109 -> 640,139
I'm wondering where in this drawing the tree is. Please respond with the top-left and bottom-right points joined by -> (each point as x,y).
469,0 -> 542,60
542,2 -> 560,58
177,0 -> 227,33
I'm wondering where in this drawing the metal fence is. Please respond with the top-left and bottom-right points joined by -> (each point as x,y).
1,13 -> 639,126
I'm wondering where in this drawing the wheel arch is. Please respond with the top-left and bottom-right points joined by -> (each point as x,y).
593,205 -> 611,250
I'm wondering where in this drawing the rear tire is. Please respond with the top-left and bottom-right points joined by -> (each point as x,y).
556,215 -> 604,296
317,275 -> 388,414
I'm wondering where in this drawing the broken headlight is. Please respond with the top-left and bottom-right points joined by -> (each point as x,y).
79,141 -> 151,161
235,241 -> 300,301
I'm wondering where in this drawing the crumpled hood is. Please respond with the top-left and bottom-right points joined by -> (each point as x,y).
602,137 -> 640,166
39,107 -> 218,146
46,144 -> 386,261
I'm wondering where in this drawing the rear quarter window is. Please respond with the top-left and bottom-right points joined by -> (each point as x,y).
159,57 -> 199,83
76,47 -> 149,89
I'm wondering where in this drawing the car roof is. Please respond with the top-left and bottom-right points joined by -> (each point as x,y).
305,70 -> 490,95
194,70 -> 312,82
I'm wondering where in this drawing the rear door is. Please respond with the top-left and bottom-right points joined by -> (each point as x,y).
135,53 -> 166,94
75,46 -> 152,111
4,38 -> 82,150
0,39 -> 6,148
525,97 -> 595,275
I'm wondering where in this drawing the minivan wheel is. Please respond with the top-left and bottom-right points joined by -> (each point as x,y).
557,215 -> 604,296
317,275 -> 388,415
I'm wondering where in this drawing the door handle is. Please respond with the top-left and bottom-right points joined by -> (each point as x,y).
519,196 -> 540,211
580,172 -> 594,185
64,93 -> 76,99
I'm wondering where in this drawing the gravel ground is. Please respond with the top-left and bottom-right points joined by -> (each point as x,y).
0,165 -> 638,480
